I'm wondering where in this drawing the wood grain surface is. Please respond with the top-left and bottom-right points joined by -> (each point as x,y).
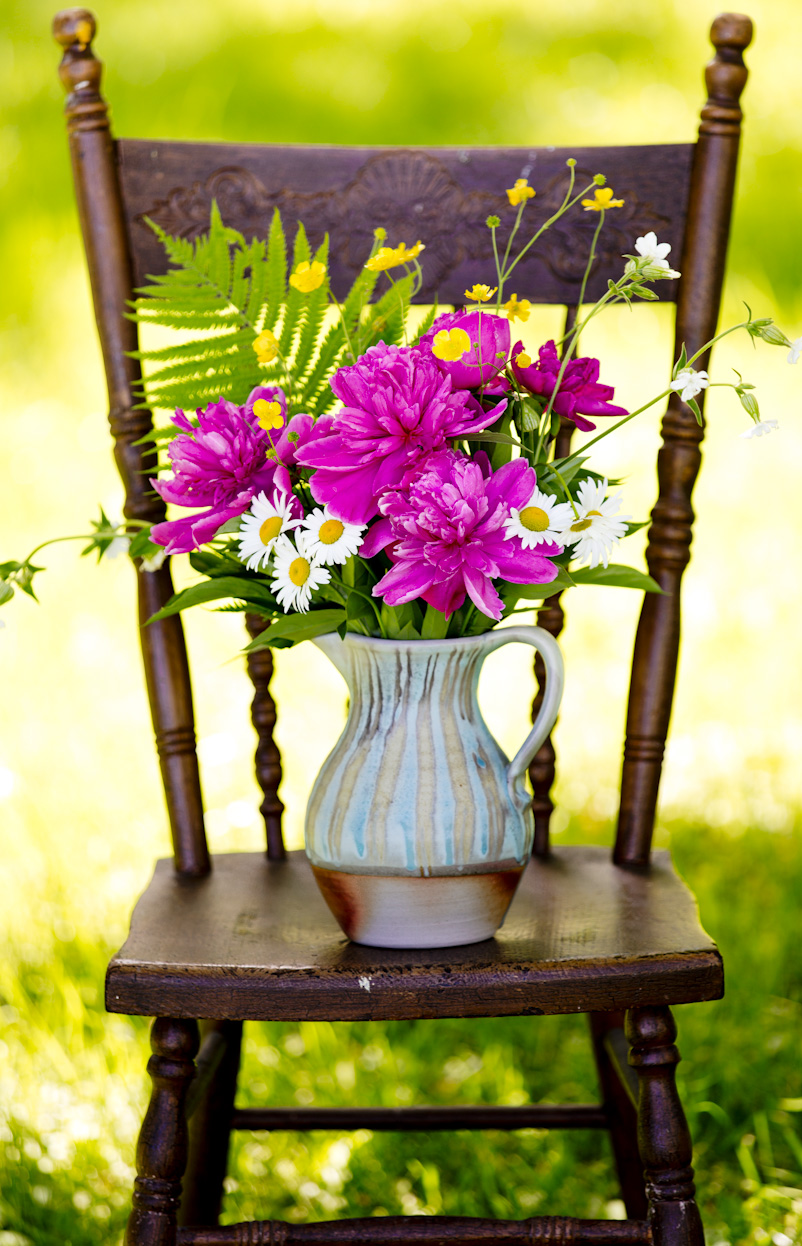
118,139 -> 691,306
105,847 -> 722,1021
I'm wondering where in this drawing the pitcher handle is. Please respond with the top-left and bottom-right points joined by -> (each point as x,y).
485,625 -> 565,813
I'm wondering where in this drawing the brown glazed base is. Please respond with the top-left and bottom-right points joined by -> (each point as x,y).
311,864 -> 525,948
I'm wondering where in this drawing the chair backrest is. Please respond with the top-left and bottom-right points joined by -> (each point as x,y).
52,7 -> 752,877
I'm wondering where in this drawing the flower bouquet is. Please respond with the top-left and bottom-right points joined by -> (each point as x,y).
4,164 -> 794,946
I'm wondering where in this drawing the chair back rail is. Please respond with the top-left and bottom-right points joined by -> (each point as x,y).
116,140 -> 692,307
53,8 -> 751,874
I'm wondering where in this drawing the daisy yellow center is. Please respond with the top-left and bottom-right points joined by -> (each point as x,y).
259,516 -> 283,544
289,557 -> 311,586
587,509 -> 603,516
519,506 -> 550,532
570,518 -> 593,533
319,519 -> 345,545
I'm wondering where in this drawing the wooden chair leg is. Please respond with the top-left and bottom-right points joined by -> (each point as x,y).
626,1006 -> 705,1246
179,1020 -> 243,1227
589,1011 -> 647,1219
127,1017 -> 199,1246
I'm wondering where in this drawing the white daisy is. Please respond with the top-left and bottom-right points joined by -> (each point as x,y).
504,486 -> 573,549
740,419 -> 779,439
561,477 -> 631,569
670,367 -> 709,404
237,490 -> 301,571
301,506 -> 365,566
141,548 -> 167,573
787,336 -> 802,364
632,231 -> 681,280
270,532 -> 331,613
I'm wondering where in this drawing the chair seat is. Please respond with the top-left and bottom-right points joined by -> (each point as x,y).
105,846 -> 722,1021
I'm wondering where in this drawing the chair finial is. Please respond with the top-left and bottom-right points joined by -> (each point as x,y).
710,12 -> 754,54
53,9 -> 106,131
701,12 -> 753,136
52,7 -> 96,51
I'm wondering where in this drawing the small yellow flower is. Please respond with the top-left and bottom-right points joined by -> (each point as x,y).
365,240 -> 426,272
581,187 -> 625,212
252,398 -> 284,431
503,294 -> 532,323
289,260 -> 327,293
464,284 -> 497,303
515,350 -> 533,369
507,178 -> 536,206
432,327 -> 472,362
252,329 -> 279,363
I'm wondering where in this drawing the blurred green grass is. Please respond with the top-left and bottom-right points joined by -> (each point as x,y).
2,0 -> 802,1242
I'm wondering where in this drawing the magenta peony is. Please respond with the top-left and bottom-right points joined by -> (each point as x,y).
151,397 -> 292,554
295,343 -> 507,524
511,340 -> 628,431
367,453 -> 560,621
419,309 -> 511,391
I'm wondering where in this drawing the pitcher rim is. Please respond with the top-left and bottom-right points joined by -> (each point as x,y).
313,629 -> 503,654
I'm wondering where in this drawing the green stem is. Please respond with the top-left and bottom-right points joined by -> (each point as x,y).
572,209 -> 605,354
21,525 -> 148,564
557,388 -> 674,470
502,175 -> 597,286
497,201 -> 527,307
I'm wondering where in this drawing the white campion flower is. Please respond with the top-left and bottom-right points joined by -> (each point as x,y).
105,535 -> 131,559
630,232 -> 681,280
740,419 -> 779,439
670,367 -> 709,403
787,336 -> 802,364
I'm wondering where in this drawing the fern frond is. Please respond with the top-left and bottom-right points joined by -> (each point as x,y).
279,222 -> 312,360
262,210 -> 286,332
411,301 -> 440,344
293,237 -> 330,381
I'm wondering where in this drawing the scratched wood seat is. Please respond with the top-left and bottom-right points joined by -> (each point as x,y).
53,8 -> 753,1244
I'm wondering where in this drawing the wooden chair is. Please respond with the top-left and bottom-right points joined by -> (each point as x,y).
52,8 -> 753,1243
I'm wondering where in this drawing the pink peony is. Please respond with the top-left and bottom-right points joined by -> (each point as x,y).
295,343 -> 507,524
419,309 -> 511,391
511,340 -> 628,431
274,413 -> 334,469
150,397 -> 292,554
367,452 -> 560,621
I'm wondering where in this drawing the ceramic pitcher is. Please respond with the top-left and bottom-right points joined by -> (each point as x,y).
305,627 -> 564,948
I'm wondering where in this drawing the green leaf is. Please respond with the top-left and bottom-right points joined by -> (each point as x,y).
147,576 -> 276,623
0,580 -> 14,605
568,563 -> 664,592
395,620 -> 422,640
345,591 -> 375,626
421,604 -> 449,639
244,608 -> 346,649
687,396 -> 703,425
673,343 -> 688,377
468,430 -> 522,447
500,567 -> 577,601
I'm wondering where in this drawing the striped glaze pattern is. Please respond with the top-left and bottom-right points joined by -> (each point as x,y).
306,629 -> 564,879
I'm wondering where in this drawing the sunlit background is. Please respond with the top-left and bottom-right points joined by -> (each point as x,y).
2,1 -> 802,1242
